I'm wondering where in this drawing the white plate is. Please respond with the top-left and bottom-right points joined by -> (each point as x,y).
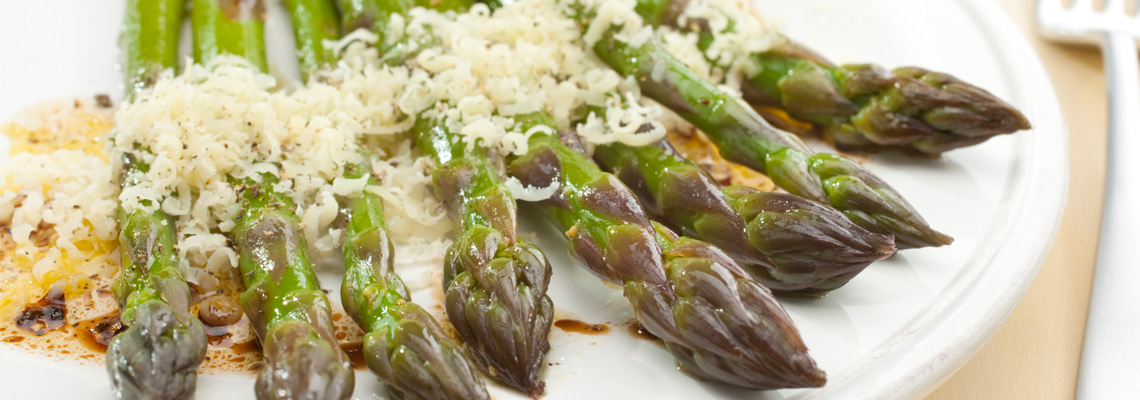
0,0 -> 1067,399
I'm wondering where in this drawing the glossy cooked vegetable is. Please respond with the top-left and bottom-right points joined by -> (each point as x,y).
633,0 -> 1031,156
339,163 -> 491,400
569,1 -> 952,249
284,0 -> 341,80
108,158 -> 209,400
335,0 -> 467,65
192,0 -> 269,71
196,2 -> 354,398
594,140 -> 896,294
121,0 -> 184,100
507,113 -> 826,389
416,117 -> 554,396
107,3 -> 208,398
232,173 -> 355,400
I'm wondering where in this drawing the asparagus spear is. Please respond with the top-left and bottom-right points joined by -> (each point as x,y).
232,173 -> 355,400
284,0 -> 341,80
335,0 -> 467,65
567,1 -> 951,249
633,0 -> 1031,156
594,140 -> 896,294
339,163 -> 491,400
107,3 -> 208,399
194,2 -> 354,398
415,117 -> 554,396
108,156 -> 209,400
507,112 -> 825,389
192,0 -> 269,71
121,0 -> 184,100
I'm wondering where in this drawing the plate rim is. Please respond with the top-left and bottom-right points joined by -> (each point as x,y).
0,0 -> 1071,398
796,0 -> 1070,398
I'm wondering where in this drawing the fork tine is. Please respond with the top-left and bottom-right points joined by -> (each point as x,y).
1038,0 -> 1064,12
1104,0 -> 1127,14
1071,0 -> 1094,10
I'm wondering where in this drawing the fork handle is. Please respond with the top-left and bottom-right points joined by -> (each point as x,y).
1076,31 -> 1140,399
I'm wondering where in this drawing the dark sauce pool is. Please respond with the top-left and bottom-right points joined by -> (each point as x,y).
554,319 -> 609,335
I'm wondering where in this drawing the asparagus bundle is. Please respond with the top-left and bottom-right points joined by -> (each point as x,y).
193,1 -> 354,398
507,113 -> 825,389
284,2 -> 490,398
633,0 -> 1031,156
415,118 -> 554,395
594,141 -> 896,294
566,1 -> 951,249
106,2 -> 208,399
333,0 -> 554,394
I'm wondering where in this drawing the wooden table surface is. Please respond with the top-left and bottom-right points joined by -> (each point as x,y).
927,0 -> 1110,398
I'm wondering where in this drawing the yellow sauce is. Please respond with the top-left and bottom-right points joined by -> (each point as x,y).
667,127 -> 776,191
3,97 -> 113,159
0,97 -> 118,320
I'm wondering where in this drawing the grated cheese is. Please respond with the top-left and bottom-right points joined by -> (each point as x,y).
664,0 -> 777,88
0,0 -> 774,313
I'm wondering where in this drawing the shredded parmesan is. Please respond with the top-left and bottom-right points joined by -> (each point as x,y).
665,0 -> 777,88
107,53 -> 453,280
505,176 -> 561,202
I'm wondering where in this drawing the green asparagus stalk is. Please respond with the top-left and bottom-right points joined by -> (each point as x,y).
594,140 -> 896,294
232,173 -> 355,400
567,1 -> 951,249
652,222 -> 826,388
633,0 -> 1031,156
192,0 -> 269,71
335,0 -> 403,41
339,162 -> 491,400
121,0 -> 184,100
285,0 -> 341,80
334,0 -> 467,65
107,3 -> 208,399
194,3 -> 354,398
415,117 -> 554,396
507,112 -> 825,389
108,156 -> 208,400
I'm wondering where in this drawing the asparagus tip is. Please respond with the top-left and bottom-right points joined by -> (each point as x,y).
255,321 -> 355,400
106,300 -> 207,400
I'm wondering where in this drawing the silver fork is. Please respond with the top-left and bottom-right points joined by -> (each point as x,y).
1037,1 -> 1140,398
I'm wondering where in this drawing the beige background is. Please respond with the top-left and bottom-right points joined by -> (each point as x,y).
927,0 -> 1110,398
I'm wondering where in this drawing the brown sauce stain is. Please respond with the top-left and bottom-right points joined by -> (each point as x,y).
15,286 -> 67,335
626,321 -> 659,342
554,319 -> 609,335
341,342 -> 367,370
74,311 -> 124,353
207,327 -> 259,356
228,339 -> 260,356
